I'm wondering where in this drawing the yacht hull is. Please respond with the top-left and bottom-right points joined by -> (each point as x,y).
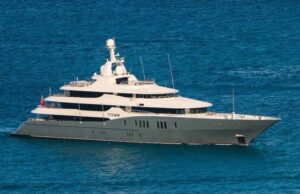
11,117 -> 278,145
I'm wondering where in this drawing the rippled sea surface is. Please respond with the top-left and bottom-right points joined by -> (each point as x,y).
0,0 -> 299,193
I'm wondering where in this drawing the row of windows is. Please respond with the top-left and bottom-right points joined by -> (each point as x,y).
190,108 -> 208,113
135,93 -> 177,98
92,130 -> 107,136
51,115 -> 109,122
54,102 -> 207,115
131,107 -> 207,114
157,121 -> 167,129
65,90 -> 177,99
127,132 -> 133,137
67,91 -> 103,98
90,130 -> 144,138
126,120 -> 177,129
134,120 -> 150,128
60,103 -> 112,111
50,116 -> 178,130
132,107 -> 184,114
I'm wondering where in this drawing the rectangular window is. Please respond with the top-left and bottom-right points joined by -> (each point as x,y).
146,121 -> 149,128
175,122 -> 177,128
164,122 -> 167,129
135,120 -> 137,126
160,122 -> 163,129
124,120 -> 126,126
157,121 -> 160,128
139,120 -> 142,128
143,121 -> 145,128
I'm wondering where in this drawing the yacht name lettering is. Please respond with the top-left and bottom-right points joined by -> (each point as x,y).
108,113 -> 120,117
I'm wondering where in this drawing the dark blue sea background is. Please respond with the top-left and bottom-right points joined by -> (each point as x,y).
0,0 -> 299,193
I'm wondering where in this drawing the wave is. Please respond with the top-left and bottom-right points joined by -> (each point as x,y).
0,127 -> 15,133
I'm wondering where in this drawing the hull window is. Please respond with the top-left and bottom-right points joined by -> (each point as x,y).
127,133 -> 133,137
99,131 -> 107,136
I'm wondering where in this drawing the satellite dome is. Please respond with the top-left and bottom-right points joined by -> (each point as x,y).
106,39 -> 115,48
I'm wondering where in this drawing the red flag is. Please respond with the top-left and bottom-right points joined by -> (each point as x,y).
40,95 -> 46,107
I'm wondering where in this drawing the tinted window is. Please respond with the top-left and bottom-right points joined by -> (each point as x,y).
52,115 -> 109,121
69,91 -> 104,98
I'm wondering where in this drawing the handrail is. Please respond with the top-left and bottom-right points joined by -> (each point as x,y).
69,81 -> 92,87
129,80 -> 155,86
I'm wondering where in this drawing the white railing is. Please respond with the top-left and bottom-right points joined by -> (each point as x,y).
129,80 -> 155,86
69,81 -> 92,87
52,93 -> 65,97
205,112 -> 264,120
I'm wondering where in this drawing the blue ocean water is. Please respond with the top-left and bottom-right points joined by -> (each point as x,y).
0,0 -> 299,193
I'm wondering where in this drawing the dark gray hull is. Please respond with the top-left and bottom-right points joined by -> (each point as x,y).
11,116 -> 279,145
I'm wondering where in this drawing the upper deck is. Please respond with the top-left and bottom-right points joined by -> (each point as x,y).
46,94 -> 212,109
60,38 -> 179,96
60,74 -> 178,95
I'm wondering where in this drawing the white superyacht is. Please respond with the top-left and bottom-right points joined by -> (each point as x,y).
11,39 -> 280,145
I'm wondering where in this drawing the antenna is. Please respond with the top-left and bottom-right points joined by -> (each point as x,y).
167,54 -> 175,89
139,56 -> 146,80
232,89 -> 235,119
49,87 -> 52,96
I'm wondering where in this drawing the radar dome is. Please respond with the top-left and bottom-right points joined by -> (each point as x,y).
106,39 -> 115,48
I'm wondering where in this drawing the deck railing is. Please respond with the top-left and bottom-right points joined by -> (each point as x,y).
129,79 -> 155,86
69,81 -> 93,87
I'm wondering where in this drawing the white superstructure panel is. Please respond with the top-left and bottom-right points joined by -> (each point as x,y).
46,94 -> 212,109
60,76 -> 178,94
